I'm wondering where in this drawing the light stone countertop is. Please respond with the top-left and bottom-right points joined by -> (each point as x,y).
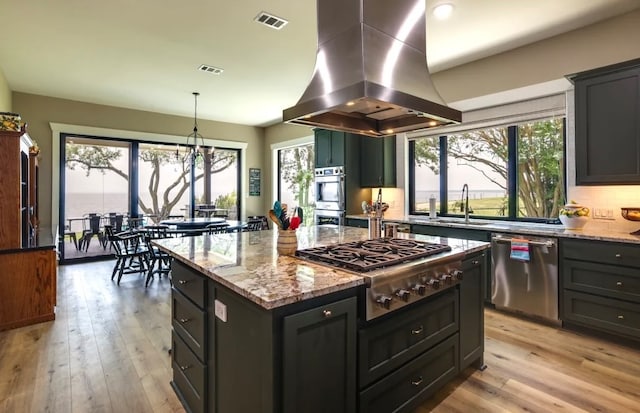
347,214 -> 640,244
153,226 -> 489,310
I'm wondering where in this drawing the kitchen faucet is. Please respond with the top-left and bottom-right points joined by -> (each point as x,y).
461,184 -> 470,224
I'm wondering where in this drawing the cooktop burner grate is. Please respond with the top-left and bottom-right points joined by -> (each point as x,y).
295,238 -> 452,272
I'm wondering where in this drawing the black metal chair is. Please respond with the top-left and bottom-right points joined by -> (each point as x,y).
63,224 -> 78,250
244,219 -> 263,232
104,225 -> 149,285
206,223 -> 230,234
80,213 -> 105,251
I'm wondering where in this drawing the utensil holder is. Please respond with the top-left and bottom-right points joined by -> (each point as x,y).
384,222 -> 399,238
277,229 -> 298,255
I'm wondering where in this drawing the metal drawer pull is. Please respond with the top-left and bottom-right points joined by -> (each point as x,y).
180,365 -> 191,371
472,260 -> 479,265
411,326 -> 424,335
323,310 -> 332,318
616,281 -> 623,287
493,237 -> 554,247
618,315 -> 625,320
615,253 -> 622,258
178,280 -> 189,285
411,376 -> 423,386
179,318 -> 190,323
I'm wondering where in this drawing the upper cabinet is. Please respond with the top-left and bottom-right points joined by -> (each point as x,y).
315,129 -> 345,168
359,135 -> 396,188
573,59 -> 640,185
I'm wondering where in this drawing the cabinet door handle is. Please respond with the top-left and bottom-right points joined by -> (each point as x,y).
618,315 -> 625,320
616,281 -> 623,287
323,310 -> 332,318
178,280 -> 188,285
179,318 -> 190,323
472,260 -> 479,265
411,326 -> 424,335
180,365 -> 191,371
411,376 -> 423,386
615,253 -> 622,258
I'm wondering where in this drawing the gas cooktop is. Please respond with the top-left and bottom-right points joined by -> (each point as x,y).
295,238 -> 452,273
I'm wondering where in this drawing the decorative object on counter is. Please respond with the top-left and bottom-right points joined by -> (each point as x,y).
559,201 -> 589,230
368,216 -> 382,239
621,207 -> 640,235
269,201 -> 300,254
383,222 -> 399,237
429,193 -> 437,218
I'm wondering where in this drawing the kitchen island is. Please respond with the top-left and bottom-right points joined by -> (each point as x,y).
154,226 -> 489,413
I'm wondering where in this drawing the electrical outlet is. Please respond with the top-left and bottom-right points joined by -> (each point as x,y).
593,208 -> 615,220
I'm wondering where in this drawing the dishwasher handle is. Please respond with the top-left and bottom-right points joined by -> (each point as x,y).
491,235 -> 555,248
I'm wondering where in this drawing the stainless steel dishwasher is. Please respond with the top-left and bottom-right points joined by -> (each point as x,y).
491,233 -> 559,322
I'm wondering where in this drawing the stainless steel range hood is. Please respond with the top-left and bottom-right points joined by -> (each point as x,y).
283,0 -> 461,138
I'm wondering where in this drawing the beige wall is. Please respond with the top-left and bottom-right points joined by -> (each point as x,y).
0,69 -> 11,112
13,92 -> 265,229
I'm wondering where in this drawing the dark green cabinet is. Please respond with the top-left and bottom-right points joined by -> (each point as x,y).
561,238 -> 640,342
460,253 -> 485,371
315,129 -> 345,168
573,59 -> 640,185
360,135 -> 396,187
283,296 -> 357,413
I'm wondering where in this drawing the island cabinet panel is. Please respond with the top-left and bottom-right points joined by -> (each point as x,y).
282,296 -> 357,413
358,333 -> 459,413
561,238 -> 640,342
459,252 -> 485,371
358,288 -> 458,388
573,59 -> 640,185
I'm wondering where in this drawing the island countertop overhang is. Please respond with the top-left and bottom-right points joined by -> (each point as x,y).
153,226 -> 490,310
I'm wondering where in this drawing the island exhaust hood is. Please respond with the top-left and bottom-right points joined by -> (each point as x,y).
282,0 -> 461,138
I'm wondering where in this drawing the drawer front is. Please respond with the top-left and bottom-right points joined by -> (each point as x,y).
562,239 -> 640,268
359,288 -> 458,387
563,259 -> 640,302
563,290 -> 640,339
172,261 -> 207,308
172,288 -> 207,361
172,330 -> 206,413
359,333 -> 459,413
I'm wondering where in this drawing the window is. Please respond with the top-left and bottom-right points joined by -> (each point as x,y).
410,117 -> 565,222
277,143 -> 315,226
210,148 -> 240,220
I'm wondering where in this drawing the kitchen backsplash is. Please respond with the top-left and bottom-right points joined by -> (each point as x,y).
569,185 -> 640,233
373,187 -> 405,217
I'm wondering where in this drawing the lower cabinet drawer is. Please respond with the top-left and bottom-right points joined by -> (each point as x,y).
563,290 -> 640,339
359,333 -> 459,413
172,289 -> 206,361
359,288 -> 458,387
172,261 -> 207,308
563,259 -> 640,301
172,330 -> 206,413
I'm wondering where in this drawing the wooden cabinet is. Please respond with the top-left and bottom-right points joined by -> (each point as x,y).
460,252 -> 485,371
283,297 -> 357,413
315,129 -> 345,168
561,238 -> 640,341
360,135 -> 396,188
573,59 -> 640,185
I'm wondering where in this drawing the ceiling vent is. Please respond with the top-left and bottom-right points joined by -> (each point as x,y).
198,64 -> 224,75
254,11 -> 288,30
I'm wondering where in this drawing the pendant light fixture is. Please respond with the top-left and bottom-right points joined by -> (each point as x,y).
177,92 -> 207,161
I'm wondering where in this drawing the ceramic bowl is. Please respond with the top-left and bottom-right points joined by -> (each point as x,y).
621,207 -> 640,221
559,214 -> 588,230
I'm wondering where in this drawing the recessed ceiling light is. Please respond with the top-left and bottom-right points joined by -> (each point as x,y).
346,101 -> 356,106
432,3 -> 454,20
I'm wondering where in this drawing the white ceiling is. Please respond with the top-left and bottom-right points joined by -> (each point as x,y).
1,0 -> 639,127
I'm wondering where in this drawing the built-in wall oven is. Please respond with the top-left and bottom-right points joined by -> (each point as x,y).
314,166 -> 345,225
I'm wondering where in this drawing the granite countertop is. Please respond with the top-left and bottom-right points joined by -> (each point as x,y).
347,214 -> 640,244
0,227 -> 57,255
153,226 -> 490,310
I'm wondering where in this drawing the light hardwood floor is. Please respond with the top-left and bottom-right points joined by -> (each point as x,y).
1,261 -> 639,413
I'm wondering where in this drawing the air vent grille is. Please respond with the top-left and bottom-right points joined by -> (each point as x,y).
198,64 -> 224,75
254,11 -> 288,30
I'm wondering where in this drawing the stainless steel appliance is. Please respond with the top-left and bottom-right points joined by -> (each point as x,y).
296,238 -> 462,320
282,0 -> 461,137
491,233 -> 559,322
314,166 -> 345,226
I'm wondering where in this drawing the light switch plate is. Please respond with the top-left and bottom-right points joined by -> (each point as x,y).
215,299 -> 227,322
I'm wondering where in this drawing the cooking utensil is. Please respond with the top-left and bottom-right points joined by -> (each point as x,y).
289,216 -> 301,230
268,209 -> 282,229
273,201 -> 282,219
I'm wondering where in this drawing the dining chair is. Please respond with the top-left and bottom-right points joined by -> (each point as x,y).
80,213 -> 105,251
244,219 -> 263,232
143,234 -> 172,287
206,223 -> 229,234
63,224 -> 78,250
104,225 -> 150,285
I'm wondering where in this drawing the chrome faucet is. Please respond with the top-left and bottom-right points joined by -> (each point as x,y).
461,184 -> 470,224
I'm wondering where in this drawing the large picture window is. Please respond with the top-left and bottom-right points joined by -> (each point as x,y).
277,143 -> 315,226
410,117 -> 565,222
